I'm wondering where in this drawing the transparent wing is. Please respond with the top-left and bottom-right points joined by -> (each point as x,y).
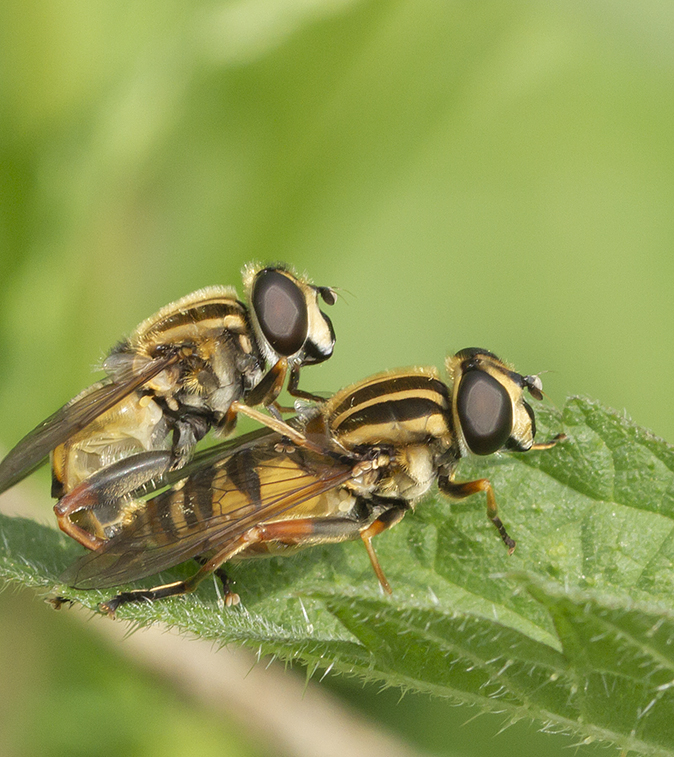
0,351 -> 180,494
164,426 -> 280,486
61,436 -> 356,589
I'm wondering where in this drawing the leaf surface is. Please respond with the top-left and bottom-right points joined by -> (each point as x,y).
2,396 -> 674,754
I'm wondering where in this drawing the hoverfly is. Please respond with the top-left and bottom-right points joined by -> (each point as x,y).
0,264 -> 337,550
58,348 -> 564,615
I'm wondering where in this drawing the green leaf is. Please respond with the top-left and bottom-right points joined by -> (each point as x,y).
2,395 -> 674,754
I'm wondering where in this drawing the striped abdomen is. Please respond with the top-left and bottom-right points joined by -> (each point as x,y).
129,441 -> 347,550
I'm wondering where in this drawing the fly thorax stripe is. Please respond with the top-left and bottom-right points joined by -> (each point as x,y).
331,386 -> 448,430
333,397 -> 451,447
149,317 -> 239,347
329,375 -> 447,419
145,302 -> 247,343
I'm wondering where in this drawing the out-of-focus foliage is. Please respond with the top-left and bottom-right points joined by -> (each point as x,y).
1,1 -> 674,756
1,0 -> 673,448
0,588 -> 264,757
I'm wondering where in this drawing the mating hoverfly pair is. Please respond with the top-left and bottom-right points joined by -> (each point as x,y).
0,264 -> 562,614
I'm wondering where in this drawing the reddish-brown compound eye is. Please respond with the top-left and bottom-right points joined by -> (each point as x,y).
252,270 -> 308,356
457,370 -> 513,455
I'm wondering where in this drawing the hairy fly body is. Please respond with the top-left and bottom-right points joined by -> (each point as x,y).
0,264 -> 337,550
57,348 -> 563,615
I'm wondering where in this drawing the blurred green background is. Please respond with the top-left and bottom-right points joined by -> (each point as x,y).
1,0 -> 673,755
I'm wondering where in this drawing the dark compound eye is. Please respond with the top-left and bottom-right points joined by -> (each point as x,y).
252,270 -> 308,356
317,286 -> 337,306
457,370 -> 513,455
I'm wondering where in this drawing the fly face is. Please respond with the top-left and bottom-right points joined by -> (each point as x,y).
245,266 -> 336,371
58,349 -> 562,615
446,348 -> 543,456
0,264 -> 337,548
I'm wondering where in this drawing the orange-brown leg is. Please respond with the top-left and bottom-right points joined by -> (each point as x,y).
358,505 -> 409,594
99,517 -> 360,616
99,506 -> 408,615
54,483 -> 106,551
194,557 -> 240,607
229,400 -> 337,458
530,432 -> 566,451
100,515 -> 367,616
254,507 -> 410,594
229,401 -> 305,444
54,451 -> 173,551
243,358 -> 288,406
439,475 -> 516,553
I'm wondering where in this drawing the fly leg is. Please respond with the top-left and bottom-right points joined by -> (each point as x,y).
243,358 -> 288,407
194,557 -> 240,607
235,359 -> 325,418
286,364 -> 327,403
54,451 -> 173,550
100,527 -> 266,616
227,401 -> 338,458
170,414 -> 211,469
236,502 -> 410,595
357,502 -> 410,594
264,365 -> 327,413
215,360 -> 291,433
530,432 -> 566,451
100,507 -> 407,616
438,474 -> 516,553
